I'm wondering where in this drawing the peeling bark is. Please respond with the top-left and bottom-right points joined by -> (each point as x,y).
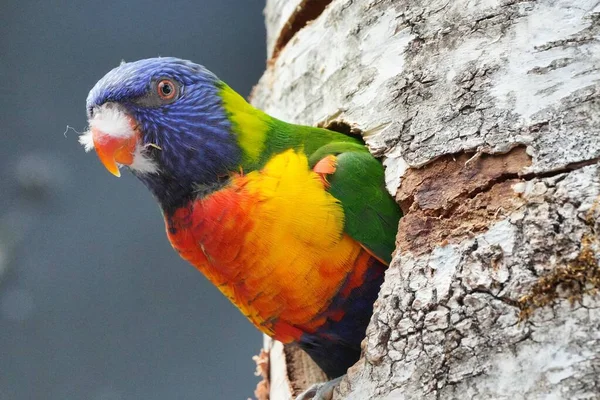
253,0 -> 600,398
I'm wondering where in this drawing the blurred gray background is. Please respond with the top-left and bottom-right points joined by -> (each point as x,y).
0,1 -> 265,399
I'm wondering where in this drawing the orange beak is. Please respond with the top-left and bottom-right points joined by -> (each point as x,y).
92,129 -> 138,177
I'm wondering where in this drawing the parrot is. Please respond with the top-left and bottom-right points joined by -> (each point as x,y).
80,57 -> 401,399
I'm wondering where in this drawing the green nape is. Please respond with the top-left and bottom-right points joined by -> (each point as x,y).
218,82 -> 361,171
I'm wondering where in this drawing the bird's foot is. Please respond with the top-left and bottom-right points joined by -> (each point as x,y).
296,376 -> 343,400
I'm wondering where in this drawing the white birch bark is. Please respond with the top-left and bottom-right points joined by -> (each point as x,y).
252,0 -> 600,398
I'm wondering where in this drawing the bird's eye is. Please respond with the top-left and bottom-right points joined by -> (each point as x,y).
157,79 -> 177,101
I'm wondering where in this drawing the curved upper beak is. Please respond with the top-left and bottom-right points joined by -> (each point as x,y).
91,128 -> 138,177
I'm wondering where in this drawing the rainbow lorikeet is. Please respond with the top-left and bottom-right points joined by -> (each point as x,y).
80,58 -> 401,397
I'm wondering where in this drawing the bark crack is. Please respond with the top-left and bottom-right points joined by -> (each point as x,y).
453,156 -> 600,210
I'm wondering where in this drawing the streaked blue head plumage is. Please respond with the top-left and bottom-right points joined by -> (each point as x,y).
87,57 -> 242,212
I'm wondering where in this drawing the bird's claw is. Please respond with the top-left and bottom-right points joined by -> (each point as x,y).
295,376 -> 343,400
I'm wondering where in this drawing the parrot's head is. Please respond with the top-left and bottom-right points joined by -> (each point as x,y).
80,57 -> 242,211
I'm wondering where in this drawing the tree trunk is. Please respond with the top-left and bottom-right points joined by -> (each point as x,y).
251,0 -> 600,398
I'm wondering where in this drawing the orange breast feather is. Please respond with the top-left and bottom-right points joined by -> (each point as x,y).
166,150 -> 372,342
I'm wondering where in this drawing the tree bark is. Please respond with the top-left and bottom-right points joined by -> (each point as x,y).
251,0 -> 600,398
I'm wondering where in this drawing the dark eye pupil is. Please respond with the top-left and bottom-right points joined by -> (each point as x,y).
161,84 -> 172,95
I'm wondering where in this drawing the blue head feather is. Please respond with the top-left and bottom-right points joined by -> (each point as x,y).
87,57 -> 241,213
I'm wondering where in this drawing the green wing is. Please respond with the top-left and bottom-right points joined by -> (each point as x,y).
308,142 -> 402,264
